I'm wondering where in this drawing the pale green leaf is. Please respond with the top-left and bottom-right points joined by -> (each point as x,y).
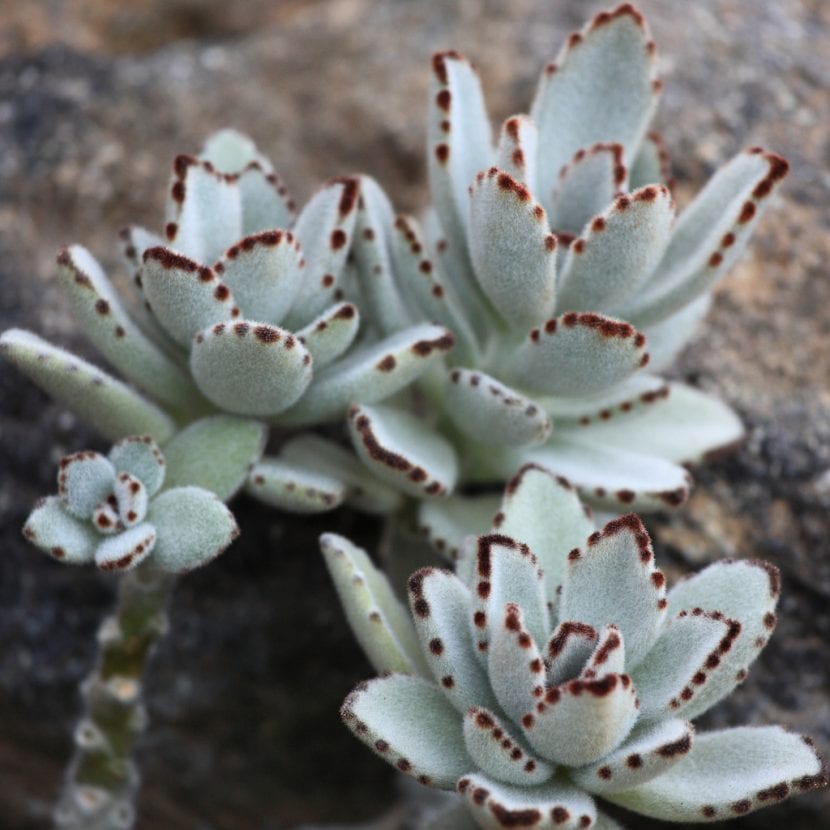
495,114 -> 539,190
22,496 -> 98,564
57,451 -> 116,519
113,471 -> 148,527
94,523 -> 156,572
246,457 -> 346,513
417,493 -> 500,561
108,436 -> 166,497
295,302 -> 360,369
628,131 -> 672,191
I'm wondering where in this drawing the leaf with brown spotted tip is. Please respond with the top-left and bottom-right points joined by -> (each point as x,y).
638,294 -> 710,373
605,726 -> 826,822
94,523 -> 156,572
458,772 -> 597,830
189,320 -> 312,417
417,493 -> 501,562
246,457 -> 346,514
348,404 -> 458,499
507,312 -> 648,398
57,451 -> 116,519
628,132 -> 673,192
444,367 -> 551,449
531,4 -> 659,213
545,621 -> 599,687
108,436 -> 166,497
112,472 -> 148,527
147,486 -> 238,573
468,167 -> 557,329
572,718 -> 694,795
0,329 -> 176,443
237,163 -> 297,235
200,129 -> 267,173
213,230 -> 304,326
22,496 -> 98,564
556,186 -> 675,314
342,674 -> 473,789
295,301 -> 360,369
321,533 -> 427,675
495,115 -> 539,190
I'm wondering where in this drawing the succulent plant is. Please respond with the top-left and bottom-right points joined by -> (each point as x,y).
324,465 -> 826,828
344,3 -> 788,515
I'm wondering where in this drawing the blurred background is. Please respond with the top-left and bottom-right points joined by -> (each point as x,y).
1,1 -> 828,827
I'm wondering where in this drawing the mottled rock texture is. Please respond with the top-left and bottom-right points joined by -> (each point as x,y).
1,1 -> 828,827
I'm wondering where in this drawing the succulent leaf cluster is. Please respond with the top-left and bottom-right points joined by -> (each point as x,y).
347,3 -> 788,514
324,465 -> 825,828
23,435 -> 238,573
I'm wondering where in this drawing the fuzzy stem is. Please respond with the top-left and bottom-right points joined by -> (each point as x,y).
53,563 -> 176,830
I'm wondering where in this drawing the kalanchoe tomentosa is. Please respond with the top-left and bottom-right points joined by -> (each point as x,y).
23,435 -> 238,573
346,3 -> 788,514
324,466 -> 826,828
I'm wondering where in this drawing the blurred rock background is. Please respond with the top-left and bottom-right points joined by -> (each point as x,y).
0,0 -> 828,827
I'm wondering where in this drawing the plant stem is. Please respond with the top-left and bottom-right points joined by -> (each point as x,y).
53,563 -> 177,830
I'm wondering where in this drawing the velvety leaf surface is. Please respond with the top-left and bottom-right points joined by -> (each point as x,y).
246,457 -> 346,513
94,522 -> 156,572
545,621 -> 598,687
295,302 -> 360,369
108,436 -> 166,497
417,493 -> 501,562
628,131 -> 672,191
113,471 -> 148,527
237,163 -> 297,235
495,115 -> 539,189
22,496 -> 98,564
638,294 -> 710,374
57,451 -> 116,518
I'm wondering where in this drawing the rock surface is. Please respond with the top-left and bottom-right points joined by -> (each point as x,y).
1,0 -> 828,827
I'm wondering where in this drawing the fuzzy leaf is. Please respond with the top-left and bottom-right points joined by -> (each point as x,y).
237,163 -> 297,235
585,624 -> 626,677
341,674 -> 472,789
295,302 -> 359,369
468,167 -> 557,328
556,185 -> 675,313
640,294 -> 710,373
546,621 -> 599,687
417,494 -> 500,562
22,496 -> 98,564
57,451 -> 116,519
458,772 -> 597,830
572,718 -> 694,795
200,129 -> 265,172
407,568 -> 498,713
213,230 -> 304,325
113,472 -> 148,527
508,312 -> 648,398
495,115 -> 539,190
549,142 -> 628,235
108,436 -> 166,497
494,464 -> 594,599
628,132 -> 673,190
147,486 -> 238,573
94,523 -> 156,572
190,320 -> 312,417
162,415 -> 266,501
246,458 -> 346,513
320,533 -> 426,675
559,515 -> 666,668
531,5 -> 659,211
278,324 -> 454,426
0,330 -> 175,443
605,726 -> 826,822
463,707 -> 553,787
58,245 -> 201,414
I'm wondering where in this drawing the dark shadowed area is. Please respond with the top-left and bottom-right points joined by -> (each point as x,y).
1,1 -> 828,828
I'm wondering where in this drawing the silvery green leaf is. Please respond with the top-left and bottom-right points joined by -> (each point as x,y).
200,129 -> 265,172
190,320 -> 312,417
458,772 -> 597,830
113,472 -> 148,527
94,523 -> 156,572
605,726 -> 825,822
508,312 -> 648,398
468,168 -> 557,328
284,177 -> 360,327
246,457 -> 346,513
523,434 -> 690,511
278,324 -> 454,426
237,163 -> 297,235
295,302 -> 360,369
352,175 -> 412,335
495,115 -> 539,190
165,155 -> 242,263
463,707 -> 553,787
667,559 -> 781,720
545,621 -> 598,687
585,624 -> 626,677
341,674 -> 472,789
279,433 -> 403,514
572,718 -> 694,795
548,143 -> 628,236
488,603 -> 545,724
631,611 -> 737,720
444,368 -> 551,448
56,451 -> 116,519
556,185 -> 675,313
417,493 -> 500,561
162,415 -> 266,501
559,515 -> 666,668
640,294 -> 710,373
407,567 -> 498,713
494,464 -> 594,599
531,5 -> 659,211
141,247 -> 239,348
213,230 -> 304,325
0,330 -> 175,442
108,436 -> 166,497
320,533 -> 426,675
22,496 -> 98,564
58,245 -> 201,414
623,149 -> 789,326
91,498 -> 121,535
558,381 -> 744,465
148,486 -> 238,573
628,131 -> 673,191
